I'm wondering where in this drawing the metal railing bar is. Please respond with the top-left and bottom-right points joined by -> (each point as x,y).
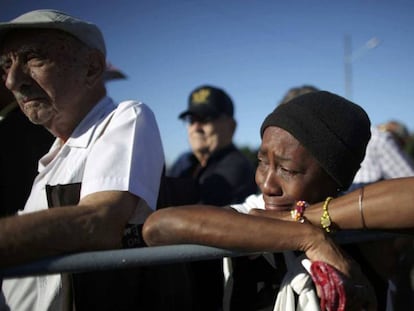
1,245 -> 251,278
0,230 -> 408,279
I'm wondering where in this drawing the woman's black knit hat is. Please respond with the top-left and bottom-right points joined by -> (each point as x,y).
260,91 -> 371,190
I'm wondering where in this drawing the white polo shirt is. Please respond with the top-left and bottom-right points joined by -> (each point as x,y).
2,96 -> 164,310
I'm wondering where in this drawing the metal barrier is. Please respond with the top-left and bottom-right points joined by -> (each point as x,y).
0,230 -> 405,279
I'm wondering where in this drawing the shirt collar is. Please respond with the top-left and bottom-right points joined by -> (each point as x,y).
207,143 -> 236,163
65,96 -> 117,148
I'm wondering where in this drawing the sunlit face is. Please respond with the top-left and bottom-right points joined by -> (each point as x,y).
187,114 -> 235,155
0,29 -> 90,132
256,126 -> 338,211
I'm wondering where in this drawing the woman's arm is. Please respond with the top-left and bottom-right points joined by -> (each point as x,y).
143,205 -> 352,275
250,177 -> 414,232
143,204 -> 378,309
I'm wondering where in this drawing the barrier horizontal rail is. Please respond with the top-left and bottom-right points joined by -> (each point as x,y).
0,230 -> 407,279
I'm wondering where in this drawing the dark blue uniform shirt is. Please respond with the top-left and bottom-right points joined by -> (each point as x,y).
168,143 -> 257,205
167,143 -> 257,311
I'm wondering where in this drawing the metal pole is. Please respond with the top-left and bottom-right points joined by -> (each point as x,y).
344,34 -> 353,100
344,35 -> 380,100
0,230 -> 401,278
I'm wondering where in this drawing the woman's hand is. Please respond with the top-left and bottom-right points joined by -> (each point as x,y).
303,227 -> 377,310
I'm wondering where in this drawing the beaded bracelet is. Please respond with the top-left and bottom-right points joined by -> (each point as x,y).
291,200 -> 309,223
320,196 -> 334,232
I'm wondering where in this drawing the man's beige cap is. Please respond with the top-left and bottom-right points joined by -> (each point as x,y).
0,9 -> 106,56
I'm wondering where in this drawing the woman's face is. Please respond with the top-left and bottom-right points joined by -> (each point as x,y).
256,126 -> 338,211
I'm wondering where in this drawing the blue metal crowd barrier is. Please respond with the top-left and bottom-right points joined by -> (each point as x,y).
0,230 -> 406,279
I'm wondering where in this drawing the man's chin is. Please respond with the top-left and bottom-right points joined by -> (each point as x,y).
191,145 -> 209,153
26,113 -> 53,126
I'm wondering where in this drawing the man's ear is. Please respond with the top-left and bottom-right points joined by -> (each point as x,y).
85,50 -> 105,88
230,118 -> 237,135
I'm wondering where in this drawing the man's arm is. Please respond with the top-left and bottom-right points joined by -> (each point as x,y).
0,190 -> 139,268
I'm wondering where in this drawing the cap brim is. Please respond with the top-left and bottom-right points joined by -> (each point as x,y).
0,23 -> 41,44
103,69 -> 127,81
178,111 -> 190,120
178,106 -> 221,120
0,22 -> 106,56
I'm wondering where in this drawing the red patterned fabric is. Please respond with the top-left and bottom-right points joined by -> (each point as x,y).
309,261 -> 346,311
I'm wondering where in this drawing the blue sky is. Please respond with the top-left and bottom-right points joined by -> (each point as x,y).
2,0 -> 414,166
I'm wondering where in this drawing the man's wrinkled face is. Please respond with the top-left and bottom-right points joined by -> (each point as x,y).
256,126 -> 338,210
0,29 -> 89,128
186,114 -> 235,155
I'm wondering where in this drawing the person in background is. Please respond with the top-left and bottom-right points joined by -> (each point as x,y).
169,84 -> 257,205
349,117 -> 414,310
144,91 -> 376,310
0,9 -> 164,310
168,84 -> 257,310
278,84 -> 320,105
350,123 -> 414,191
377,120 -> 410,149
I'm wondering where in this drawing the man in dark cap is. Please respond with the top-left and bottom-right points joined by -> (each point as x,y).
170,85 -> 257,205
144,91 -> 375,310
168,85 -> 257,310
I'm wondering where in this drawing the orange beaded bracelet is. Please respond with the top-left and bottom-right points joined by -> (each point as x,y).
291,200 -> 309,223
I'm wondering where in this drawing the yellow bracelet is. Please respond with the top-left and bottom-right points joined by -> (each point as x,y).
321,196 -> 334,232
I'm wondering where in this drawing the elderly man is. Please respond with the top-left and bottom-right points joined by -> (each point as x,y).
170,84 -> 257,205
0,61 -> 125,219
0,9 -> 164,310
